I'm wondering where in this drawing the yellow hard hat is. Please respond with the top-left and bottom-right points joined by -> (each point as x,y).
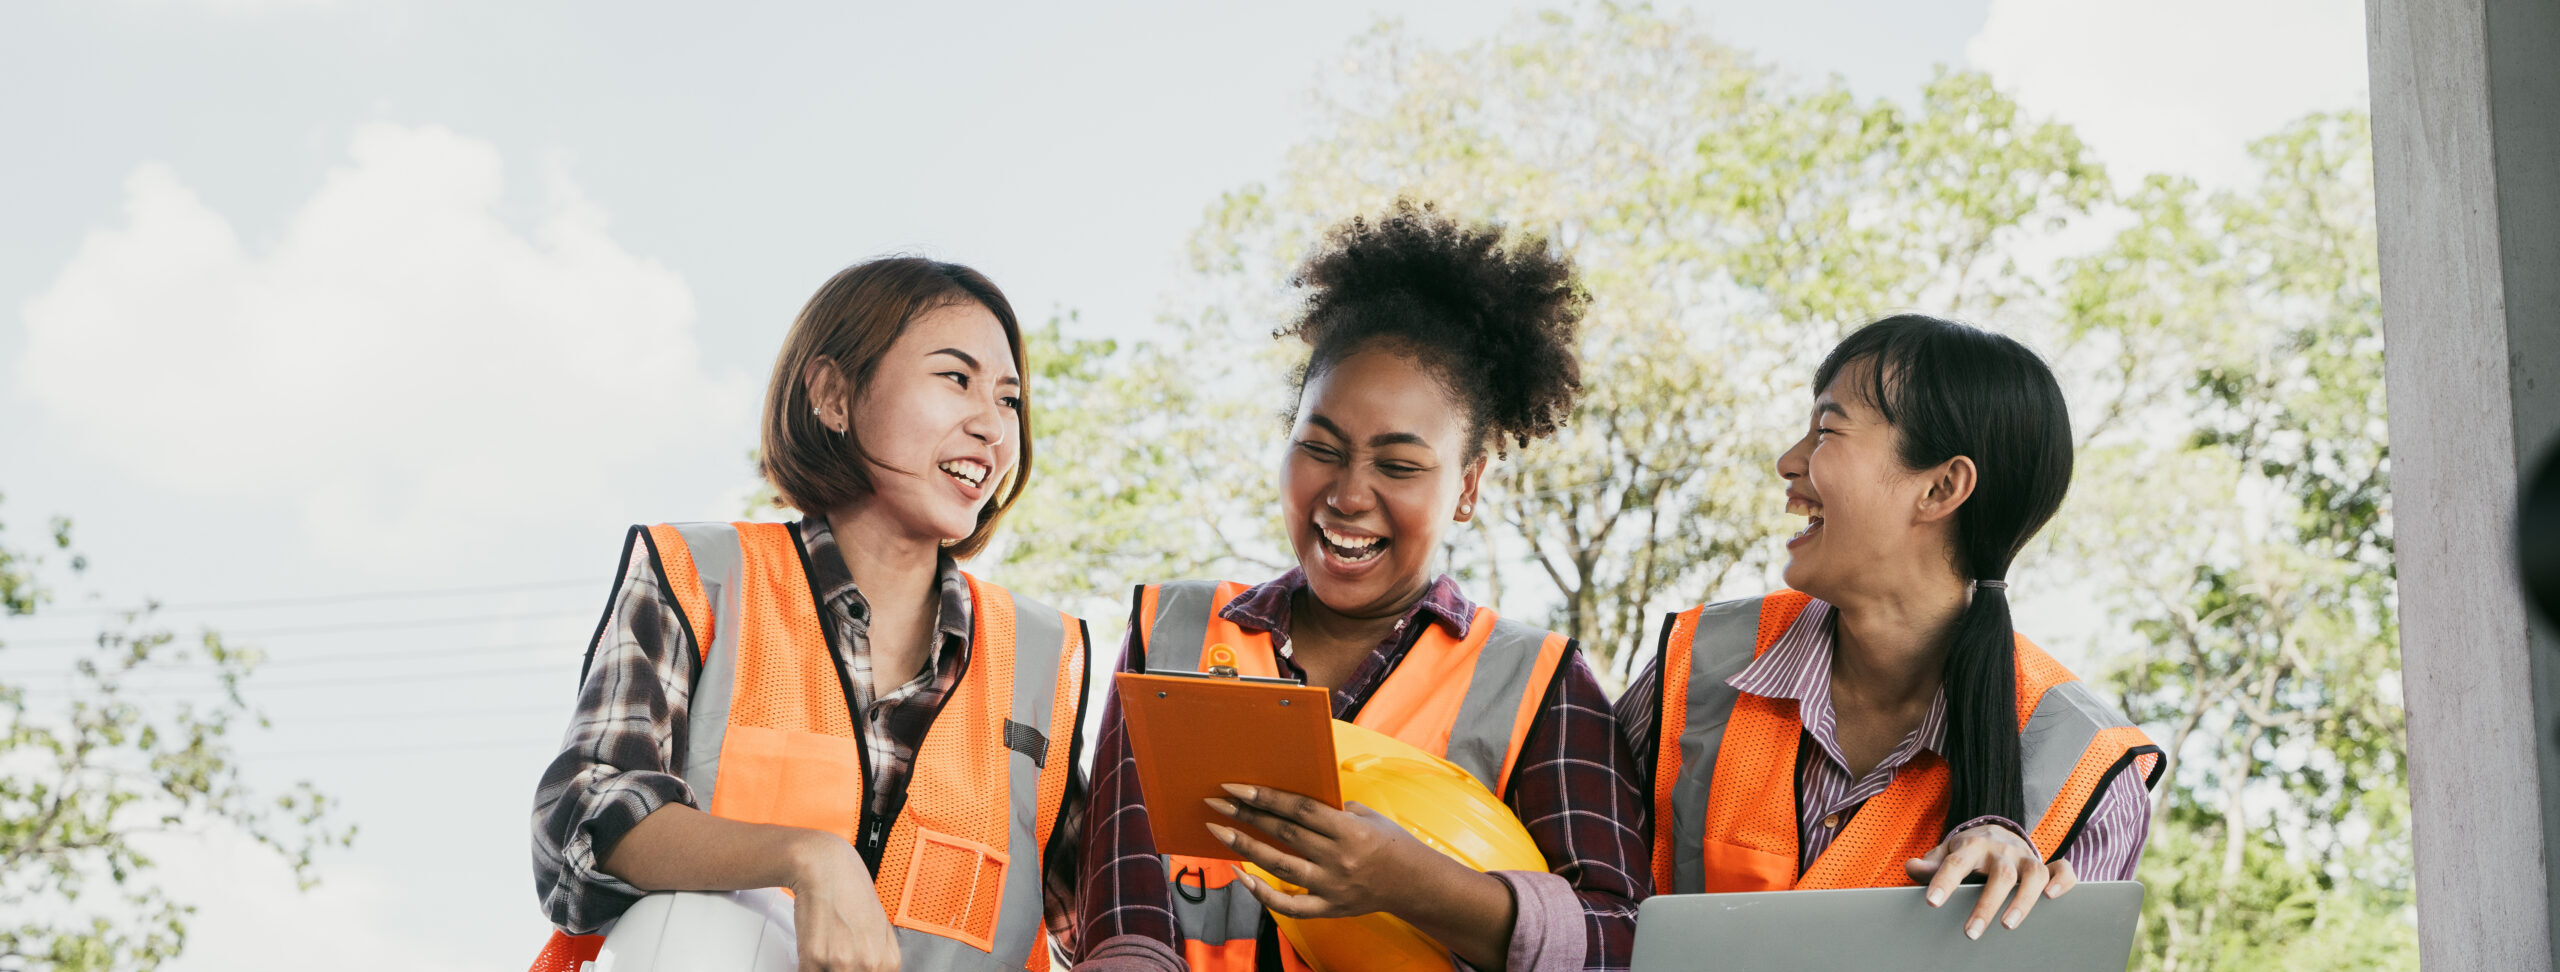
1244,719 -> 1546,972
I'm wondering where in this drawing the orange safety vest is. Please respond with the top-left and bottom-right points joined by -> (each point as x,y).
1132,580 -> 1572,972
531,522 -> 1088,972
1646,590 -> 2161,895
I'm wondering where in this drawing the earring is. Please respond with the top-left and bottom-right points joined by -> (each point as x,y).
1460,503 -> 1474,515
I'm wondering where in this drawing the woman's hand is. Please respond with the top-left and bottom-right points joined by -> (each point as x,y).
787,831 -> 902,972
1207,783 -> 1520,969
1204,783 -> 1441,920
1905,824 -> 2077,939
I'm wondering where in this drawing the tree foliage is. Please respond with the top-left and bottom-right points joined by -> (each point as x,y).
0,499 -> 353,971
1010,5 -> 2110,679
994,9 -> 2405,969
2051,113 -> 2411,970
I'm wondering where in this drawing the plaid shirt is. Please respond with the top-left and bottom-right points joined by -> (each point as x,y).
1614,597 -> 2153,882
529,518 -> 1084,934
1075,569 -> 1650,972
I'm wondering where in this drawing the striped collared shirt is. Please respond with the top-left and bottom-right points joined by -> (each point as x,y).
1617,598 -> 2152,880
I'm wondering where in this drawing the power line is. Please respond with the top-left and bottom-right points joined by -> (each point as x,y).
267,702 -> 567,726
12,660 -> 569,695
3,609 -> 594,648
14,578 -> 606,619
0,639 -> 577,678
244,737 -> 543,759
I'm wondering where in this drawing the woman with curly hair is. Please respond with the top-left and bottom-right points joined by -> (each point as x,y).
1073,204 -> 1649,972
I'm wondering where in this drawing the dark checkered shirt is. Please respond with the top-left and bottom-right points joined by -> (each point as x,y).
529,518 -> 1085,935
1074,569 -> 1651,972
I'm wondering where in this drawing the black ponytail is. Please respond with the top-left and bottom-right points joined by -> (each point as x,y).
1813,315 -> 2073,831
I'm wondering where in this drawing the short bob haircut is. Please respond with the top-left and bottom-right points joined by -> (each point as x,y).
759,257 -> 1031,560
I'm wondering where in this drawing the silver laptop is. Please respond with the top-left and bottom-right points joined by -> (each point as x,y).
1630,882 -> 2144,972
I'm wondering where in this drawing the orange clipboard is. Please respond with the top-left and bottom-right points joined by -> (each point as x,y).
1114,670 -> 1341,861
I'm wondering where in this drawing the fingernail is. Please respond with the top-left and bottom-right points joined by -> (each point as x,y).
1220,783 -> 1256,801
1205,822 -> 1235,844
2047,885 -> 2064,899
1927,889 -> 1946,906
2005,912 -> 2022,930
1205,797 -> 1237,816
1967,919 -> 1985,940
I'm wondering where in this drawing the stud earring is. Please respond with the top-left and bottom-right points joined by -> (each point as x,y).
1460,503 -> 1474,516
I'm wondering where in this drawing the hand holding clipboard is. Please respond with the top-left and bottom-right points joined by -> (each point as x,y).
1113,668 -> 1341,860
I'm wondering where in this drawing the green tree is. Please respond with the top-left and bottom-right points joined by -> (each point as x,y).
0,499 -> 353,971
989,9 -> 2408,969
2053,113 -> 2411,970
1043,5 -> 2107,681
993,313 -> 1300,625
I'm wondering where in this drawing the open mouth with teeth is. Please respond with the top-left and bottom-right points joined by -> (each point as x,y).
1317,524 -> 1390,564
938,459 -> 989,489
1786,496 -> 1823,544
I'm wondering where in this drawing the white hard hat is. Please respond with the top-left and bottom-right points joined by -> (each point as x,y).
582,889 -> 798,972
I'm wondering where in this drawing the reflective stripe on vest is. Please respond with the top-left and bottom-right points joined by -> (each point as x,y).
529,522 -> 1086,972
1648,591 -> 2162,896
1135,580 -> 1570,972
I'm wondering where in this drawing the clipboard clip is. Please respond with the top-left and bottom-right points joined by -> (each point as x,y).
1143,643 -> 1306,685
1204,643 -> 1241,678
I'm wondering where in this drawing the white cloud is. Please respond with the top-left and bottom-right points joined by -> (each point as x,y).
137,826 -> 494,972
186,0 -> 338,13
1966,0 -> 2368,188
19,123 -> 752,565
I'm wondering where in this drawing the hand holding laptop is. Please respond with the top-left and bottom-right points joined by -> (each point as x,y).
1907,824 -> 2080,937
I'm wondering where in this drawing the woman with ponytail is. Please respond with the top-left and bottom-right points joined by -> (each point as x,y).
1617,315 -> 2160,938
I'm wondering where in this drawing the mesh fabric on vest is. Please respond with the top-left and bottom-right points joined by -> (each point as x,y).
2012,634 -> 2074,728
2026,726 -> 2157,856
1797,755 -> 1948,889
527,931 -> 602,972
1711,692 -> 1808,870
645,524 -> 714,661
729,523 -> 854,738
1025,615 -> 1085,972
1701,594 -> 1818,884
2009,637 -> 2159,857
1648,605 -> 1704,894
877,574 -> 1016,952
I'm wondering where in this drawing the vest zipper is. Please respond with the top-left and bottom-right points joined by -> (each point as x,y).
858,811 -> 888,868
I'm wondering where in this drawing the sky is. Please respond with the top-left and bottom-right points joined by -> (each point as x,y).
0,0 -> 2366,967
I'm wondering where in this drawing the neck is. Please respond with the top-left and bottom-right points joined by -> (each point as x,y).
1826,572 -> 1971,711
1292,575 -> 1429,650
826,503 -> 943,618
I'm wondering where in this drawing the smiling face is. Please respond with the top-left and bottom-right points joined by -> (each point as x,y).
815,300 -> 1021,545
1279,346 -> 1486,619
1774,361 -> 1959,603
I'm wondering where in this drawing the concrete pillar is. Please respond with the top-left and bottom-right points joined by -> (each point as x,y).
2368,0 -> 2560,967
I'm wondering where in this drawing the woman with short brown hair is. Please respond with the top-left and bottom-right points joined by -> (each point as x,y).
529,257 -> 1089,972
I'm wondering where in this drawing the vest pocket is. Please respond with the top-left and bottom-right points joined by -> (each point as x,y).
706,723 -> 864,843
893,826 -> 1009,952
1698,838 -> 1798,893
